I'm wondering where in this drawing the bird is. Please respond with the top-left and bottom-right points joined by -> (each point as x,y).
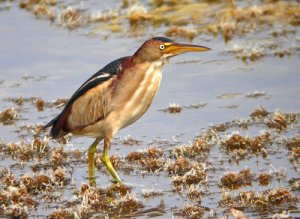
45,37 -> 210,186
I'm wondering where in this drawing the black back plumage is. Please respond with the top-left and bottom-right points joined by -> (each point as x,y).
45,56 -> 129,138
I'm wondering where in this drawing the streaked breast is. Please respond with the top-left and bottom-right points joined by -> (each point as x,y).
111,61 -> 163,130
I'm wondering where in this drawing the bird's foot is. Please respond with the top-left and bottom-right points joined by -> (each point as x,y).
88,176 -> 97,187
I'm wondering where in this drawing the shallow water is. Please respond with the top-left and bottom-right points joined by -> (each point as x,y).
0,1 -> 300,218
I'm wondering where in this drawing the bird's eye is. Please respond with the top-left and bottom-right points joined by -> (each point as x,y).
159,44 -> 165,50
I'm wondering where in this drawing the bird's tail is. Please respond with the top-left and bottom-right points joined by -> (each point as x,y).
43,116 -> 68,139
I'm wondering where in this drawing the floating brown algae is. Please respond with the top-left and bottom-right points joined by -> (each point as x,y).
122,135 -> 142,146
50,147 -> 67,167
0,107 -> 19,125
0,186 -> 38,218
20,174 -> 53,192
0,103 -> 299,217
219,187 -> 296,211
109,154 -> 122,170
146,146 -> 163,158
1,169 -> 17,187
219,169 -> 253,190
258,173 -> 273,186
160,103 -> 183,113
126,151 -> 145,163
286,137 -> 300,159
170,161 -> 206,186
230,208 -> 247,219
141,187 -> 163,198
33,4 -> 55,21
4,137 -> 49,161
106,183 -> 132,196
35,98 -> 45,111
15,0 -> 300,59
5,96 -> 69,110
166,156 -> 193,175
165,26 -> 197,40
221,132 -> 271,157
20,0 -> 56,22
124,146 -> 164,172
266,111 -> 297,131
8,96 -> 25,106
177,204 -> 205,219
114,194 -> 144,214
222,133 -> 250,151
126,146 -> 163,163
250,105 -> 269,120
52,167 -> 68,186
274,49 -> 291,58
49,209 -> 74,219
71,184 -> 143,216
58,6 -> 84,30
174,138 -> 211,158
187,184 -> 202,200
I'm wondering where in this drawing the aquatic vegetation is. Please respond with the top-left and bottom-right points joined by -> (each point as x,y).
106,183 -> 132,197
170,161 -> 207,186
166,156 -> 193,175
219,169 -> 253,190
174,138 -> 211,158
50,147 -> 67,167
165,26 -> 197,40
226,40 -> 273,61
160,103 -> 182,113
49,209 -> 74,219
14,0 -> 300,62
266,111 -> 297,131
286,137 -> 300,159
58,6 -> 84,30
160,102 -> 207,114
122,135 -> 142,145
126,146 -> 163,163
220,131 -> 272,161
5,96 -> 69,111
114,194 -> 144,213
3,137 -> 49,161
187,184 -> 203,200
0,103 -> 299,217
125,146 -> 164,172
0,186 -> 37,218
142,187 -> 163,199
70,184 -> 142,216
219,187 -> 296,211
35,98 -> 45,111
230,208 -> 247,219
251,105 -> 269,120
258,172 -> 273,186
177,204 -> 205,219
274,49 -> 291,58
27,0 -> 300,42
0,107 -> 19,125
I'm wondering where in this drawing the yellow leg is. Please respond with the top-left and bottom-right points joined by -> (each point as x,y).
100,137 -> 122,183
88,138 -> 101,186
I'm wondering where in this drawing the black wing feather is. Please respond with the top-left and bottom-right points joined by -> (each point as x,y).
45,56 -> 129,138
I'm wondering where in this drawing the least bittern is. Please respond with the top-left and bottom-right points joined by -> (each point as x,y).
45,37 -> 210,185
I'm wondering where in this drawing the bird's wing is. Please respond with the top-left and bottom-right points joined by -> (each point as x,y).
45,56 -> 129,138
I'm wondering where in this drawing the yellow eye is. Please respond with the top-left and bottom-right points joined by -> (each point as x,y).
159,44 -> 165,50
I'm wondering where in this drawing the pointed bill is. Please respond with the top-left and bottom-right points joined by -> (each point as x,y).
164,43 -> 211,56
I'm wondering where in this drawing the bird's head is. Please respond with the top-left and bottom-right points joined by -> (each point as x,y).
133,37 -> 211,63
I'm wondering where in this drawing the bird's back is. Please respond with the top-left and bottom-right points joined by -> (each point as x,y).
45,56 -> 129,139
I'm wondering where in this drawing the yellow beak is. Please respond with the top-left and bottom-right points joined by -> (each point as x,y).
164,43 -> 211,56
